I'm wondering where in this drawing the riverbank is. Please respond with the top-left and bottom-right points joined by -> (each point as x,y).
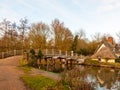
83,59 -> 120,69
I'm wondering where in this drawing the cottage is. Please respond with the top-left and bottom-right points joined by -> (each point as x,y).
92,37 -> 120,63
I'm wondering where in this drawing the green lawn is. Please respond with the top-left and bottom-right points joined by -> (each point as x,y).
21,75 -> 57,90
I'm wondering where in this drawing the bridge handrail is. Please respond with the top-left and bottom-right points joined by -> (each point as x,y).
0,49 -> 77,59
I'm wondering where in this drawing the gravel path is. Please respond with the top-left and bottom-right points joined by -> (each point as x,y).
0,56 -> 28,90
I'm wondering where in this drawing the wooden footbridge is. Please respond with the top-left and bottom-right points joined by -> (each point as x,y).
38,49 -> 85,65
0,49 -> 85,64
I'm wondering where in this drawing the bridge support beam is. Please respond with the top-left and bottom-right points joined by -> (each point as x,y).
45,58 -> 47,65
59,58 -> 62,64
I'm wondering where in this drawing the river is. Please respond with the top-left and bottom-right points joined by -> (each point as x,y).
39,63 -> 120,90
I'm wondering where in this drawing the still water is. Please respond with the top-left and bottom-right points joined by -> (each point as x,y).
39,63 -> 120,90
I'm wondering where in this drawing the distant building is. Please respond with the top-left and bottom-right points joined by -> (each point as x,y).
91,37 -> 120,63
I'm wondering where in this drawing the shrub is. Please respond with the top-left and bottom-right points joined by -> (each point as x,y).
84,59 -> 99,65
30,49 -> 35,55
37,49 -> 43,59
60,67 -> 95,90
28,49 -> 37,66
115,58 -> 120,63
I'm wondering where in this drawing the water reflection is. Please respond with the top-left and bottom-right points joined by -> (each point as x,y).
39,63 -> 120,90
39,63 -> 74,73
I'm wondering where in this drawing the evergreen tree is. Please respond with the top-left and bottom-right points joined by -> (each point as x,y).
71,35 -> 78,53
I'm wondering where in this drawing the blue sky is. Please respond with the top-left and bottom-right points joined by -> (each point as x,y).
1,0 -> 120,39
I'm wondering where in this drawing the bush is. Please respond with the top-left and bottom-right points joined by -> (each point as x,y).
28,49 -> 44,67
115,58 -> 120,63
20,58 -> 27,66
37,49 -> 43,59
30,49 -> 35,55
28,49 -> 37,66
60,67 -> 95,90
84,59 -> 99,65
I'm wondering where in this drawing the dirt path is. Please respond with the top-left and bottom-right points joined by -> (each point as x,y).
0,56 -> 28,90
30,68 -> 61,81
0,56 -> 61,90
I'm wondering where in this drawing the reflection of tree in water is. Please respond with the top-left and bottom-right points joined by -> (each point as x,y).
39,63 -> 120,89
76,66 -> 120,90
61,66 -> 95,90
39,60 -> 75,73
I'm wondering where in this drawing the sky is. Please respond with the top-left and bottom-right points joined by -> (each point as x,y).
1,0 -> 120,40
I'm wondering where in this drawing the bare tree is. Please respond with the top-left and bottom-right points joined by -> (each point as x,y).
116,31 -> 120,43
91,32 -> 102,42
18,18 -> 29,51
76,29 -> 86,39
29,22 -> 50,50
52,19 -> 73,50
0,19 -> 12,51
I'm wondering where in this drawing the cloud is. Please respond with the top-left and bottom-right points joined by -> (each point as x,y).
71,0 -> 81,6
101,0 -> 114,4
98,4 -> 114,13
0,1 -> 21,22
37,0 -> 81,23
97,0 -> 120,13
16,0 -> 35,9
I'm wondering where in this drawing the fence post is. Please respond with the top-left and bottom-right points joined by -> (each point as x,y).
2,52 -> 4,59
65,51 -> 67,56
52,48 -> 54,55
46,49 -> 48,55
71,51 -> 73,56
14,50 -> 16,56
59,50 -> 61,55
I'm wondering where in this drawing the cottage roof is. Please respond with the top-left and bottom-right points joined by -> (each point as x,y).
92,41 -> 117,59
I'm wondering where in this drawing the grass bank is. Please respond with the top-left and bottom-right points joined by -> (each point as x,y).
19,57 -> 93,90
19,58 -> 32,74
84,59 -> 120,68
21,75 -> 57,90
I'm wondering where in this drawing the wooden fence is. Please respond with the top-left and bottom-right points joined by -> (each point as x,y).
0,49 -> 76,59
0,50 -> 22,59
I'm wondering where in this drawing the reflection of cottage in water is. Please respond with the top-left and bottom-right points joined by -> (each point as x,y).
92,37 -> 120,63
96,69 -> 116,90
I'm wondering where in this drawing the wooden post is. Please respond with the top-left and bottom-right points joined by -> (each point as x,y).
71,51 -> 73,56
66,59 -> 68,65
14,50 -> 16,56
70,59 -> 72,64
75,53 -> 78,57
45,49 -> 48,55
65,51 -> 67,56
52,49 -> 54,55
2,52 -> 4,59
59,50 -> 61,55
45,58 -> 47,65
59,58 -> 62,64
52,58 -> 55,65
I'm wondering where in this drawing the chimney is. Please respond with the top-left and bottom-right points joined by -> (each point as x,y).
108,37 -> 113,45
